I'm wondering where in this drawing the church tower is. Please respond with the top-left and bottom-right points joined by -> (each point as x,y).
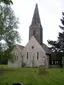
29,4 -> 43,45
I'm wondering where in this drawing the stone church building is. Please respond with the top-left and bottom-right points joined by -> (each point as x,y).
8,4 -> 61,67
8,4 -> 51,67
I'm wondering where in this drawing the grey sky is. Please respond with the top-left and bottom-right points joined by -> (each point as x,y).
12,0 -> 64,46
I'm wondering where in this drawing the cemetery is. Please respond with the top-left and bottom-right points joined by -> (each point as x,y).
0,65 -> 64,85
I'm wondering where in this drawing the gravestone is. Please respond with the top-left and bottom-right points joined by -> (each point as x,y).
39,65 -> 46,74
0,66 -> 4,75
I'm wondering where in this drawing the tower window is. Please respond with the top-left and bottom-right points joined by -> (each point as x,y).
27,52 -> 28,59
37,52 -> 39,60
33,30 -> 36,35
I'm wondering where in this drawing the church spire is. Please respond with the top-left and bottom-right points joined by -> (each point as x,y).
31,4 -> 41,25
29,4 -> 43,45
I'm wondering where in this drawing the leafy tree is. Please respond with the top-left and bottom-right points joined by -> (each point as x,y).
0,0 -> 13,5
48,12 -> 64,52
48,12 -> 64,67
0,4 -> 20,64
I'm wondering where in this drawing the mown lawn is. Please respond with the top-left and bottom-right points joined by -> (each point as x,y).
0,65 -> 64,85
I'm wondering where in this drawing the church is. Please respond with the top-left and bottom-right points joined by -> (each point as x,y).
8,4 -> 61,67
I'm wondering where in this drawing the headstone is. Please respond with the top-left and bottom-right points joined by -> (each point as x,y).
0,66 -> 4,75
39,65 -> 46,74
13,82 -> 23,85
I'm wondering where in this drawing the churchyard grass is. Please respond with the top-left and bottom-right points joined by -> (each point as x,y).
0,65 -> 64,85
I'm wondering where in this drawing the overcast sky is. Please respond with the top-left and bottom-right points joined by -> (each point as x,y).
12,0 -> 64,46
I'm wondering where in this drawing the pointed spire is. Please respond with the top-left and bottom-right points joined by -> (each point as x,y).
31,4 -> 41,25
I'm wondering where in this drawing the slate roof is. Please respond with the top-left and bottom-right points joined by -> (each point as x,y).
17,45 -> 24,51
42,43 -> 51,54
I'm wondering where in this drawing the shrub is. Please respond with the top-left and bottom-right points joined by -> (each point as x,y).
22,62 -> 26,67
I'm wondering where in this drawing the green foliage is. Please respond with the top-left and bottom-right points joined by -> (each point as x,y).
62,57 -> 64,65
48,12 -> 64,52
0,4 -> 21,63
0,5 -> 20,44
0,0 -> 13,5
22,62 -> 26,67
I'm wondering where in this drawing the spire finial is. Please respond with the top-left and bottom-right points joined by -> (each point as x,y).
31,3 -> 41,25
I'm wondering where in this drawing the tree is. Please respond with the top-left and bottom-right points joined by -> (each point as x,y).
48,12 -> 64,52
0,4 -> 20,64
0,0 -> 13,5
48,12 -> 64,67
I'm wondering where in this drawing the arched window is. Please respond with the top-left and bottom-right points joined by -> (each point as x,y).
27,52 -> 28,59
37,52 -> 39,60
